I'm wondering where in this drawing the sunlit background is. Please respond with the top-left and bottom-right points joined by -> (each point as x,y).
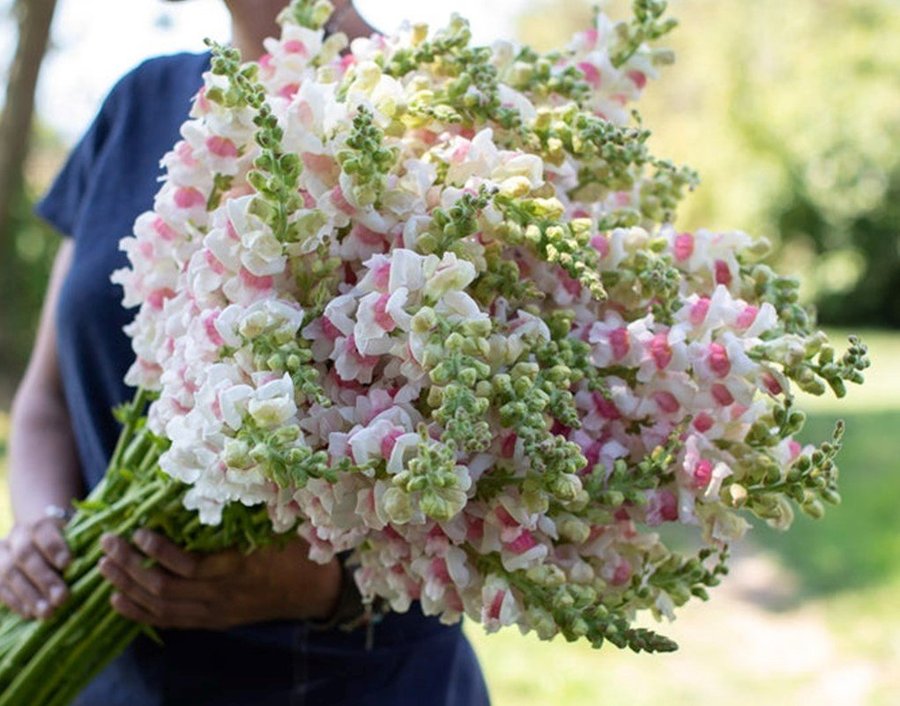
1,0 -> 899,704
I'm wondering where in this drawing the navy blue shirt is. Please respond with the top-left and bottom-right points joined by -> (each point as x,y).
37,52 -> 489,706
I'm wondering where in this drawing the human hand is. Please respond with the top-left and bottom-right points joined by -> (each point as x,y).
0,517 -> 71,619
99,529 -> 341,630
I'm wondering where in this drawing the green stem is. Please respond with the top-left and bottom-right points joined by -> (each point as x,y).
0,478 -> 175,700
41,619 -> 139,706
22,582 -> 119,706
0,569 -> 104,704
105,389 -> 147,473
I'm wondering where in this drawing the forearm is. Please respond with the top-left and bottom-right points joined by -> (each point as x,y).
8,240 -> 81,526
9,382 -> 82,525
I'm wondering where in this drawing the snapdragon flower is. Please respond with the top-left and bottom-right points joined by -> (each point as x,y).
108,0 -> 869,655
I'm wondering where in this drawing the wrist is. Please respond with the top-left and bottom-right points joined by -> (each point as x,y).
305,557 -> 343,622
263,542 -> 342,622
13,499 -> 75,527
43,503 -> 75,522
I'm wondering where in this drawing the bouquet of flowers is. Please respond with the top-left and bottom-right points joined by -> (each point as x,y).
0,0 -> 869,703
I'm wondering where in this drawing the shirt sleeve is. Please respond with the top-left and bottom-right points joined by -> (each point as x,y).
34,72 -> 133,238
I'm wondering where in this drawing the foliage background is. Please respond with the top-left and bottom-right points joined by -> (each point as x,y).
1,0 -> 898,703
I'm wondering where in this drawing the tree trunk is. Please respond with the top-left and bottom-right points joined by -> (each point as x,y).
0,0 -> 58,393
0,0 -> 58,241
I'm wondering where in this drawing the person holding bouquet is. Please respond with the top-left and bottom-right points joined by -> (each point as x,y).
0,1 -> 491,704
1,0 -> 869,701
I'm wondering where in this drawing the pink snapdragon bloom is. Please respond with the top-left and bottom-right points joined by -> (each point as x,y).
689,332 -> 758,386
354,289 -> 412,356
412,546 -> 472,621
481,575 -> 521,632
180,122 -> 245,177
332,334 -> 380,384
630,320 -> 691,382
644,488 -> 679,526
667,228 -> 753,292
588,312 -> 640,367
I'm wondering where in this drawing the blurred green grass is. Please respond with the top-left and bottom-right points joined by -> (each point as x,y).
0,329 -> 896,704
754,409 -> 900,598
796,329 -> 900,413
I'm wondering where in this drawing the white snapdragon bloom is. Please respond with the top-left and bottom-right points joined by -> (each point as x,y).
423,251 -> 477,300
248,374 -> 298,428
381,159 -> 436,218
262,23 -> 324,77
194,73 -> 257,144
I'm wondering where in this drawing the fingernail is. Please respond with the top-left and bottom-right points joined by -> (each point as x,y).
100,535 -> 116,552
133,530 -> 149,548
36,600 -> 50,618
54,552 -> 69,568
50,585 -> 67,604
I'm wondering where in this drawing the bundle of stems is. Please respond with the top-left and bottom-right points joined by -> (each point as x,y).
0,392 -> 275,706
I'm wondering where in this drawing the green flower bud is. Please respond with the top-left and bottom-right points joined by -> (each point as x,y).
273,425 -> 301,444
287,446 -> 310,465
223,439 -> 251,469
492,374 -> 512,394
475,380 -> 493,398
550,473 -> 582,502
526,606 -> 558,641
411,307 -> 437,333
524,224 -> 542,245
603,490 -> 625,507
495,220 -> 523,243
802,499 -> 826,519
459,367 -> 478,387
382,487 -> 413,524
420,490 -> 451,521
410,22 -> 428,44
430,363 -> 452,385
532,198 -> 565,219
285,354 -> 303,371
558,517 -> 591,544
822,488 -> 841,505
445,332 -> 466,351
570,618 -> 589,638
266,353 -> 284,371
522,485 -> 550,514
427,386 -> 444,408
408,476 -> 429,492
525,564 -> 566,587
552,589 -> 576,610
566,489 -> 590,513
250,442 -> 270,465
462,317 -> 492,337
691,586 -> 710,601
511,362 -> 540,380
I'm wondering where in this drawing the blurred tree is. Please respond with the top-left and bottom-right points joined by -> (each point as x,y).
0,0 -> 57,236
0,181 -> 59,395
723,0 -> 900,327
0,0 -> 59,393
517,0 -> 900,327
